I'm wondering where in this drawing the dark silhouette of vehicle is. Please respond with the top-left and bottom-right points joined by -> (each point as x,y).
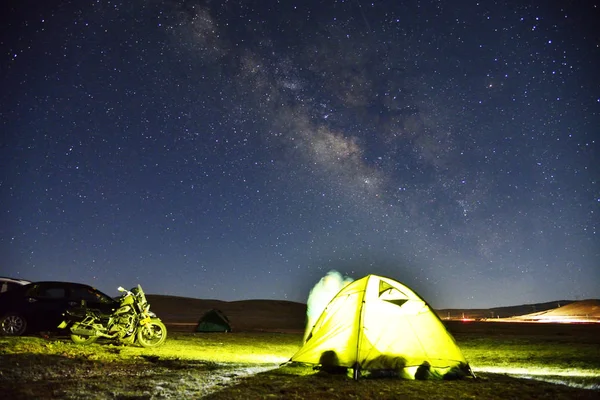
0,281 -> 117,336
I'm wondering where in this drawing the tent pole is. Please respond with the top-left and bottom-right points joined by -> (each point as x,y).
353,287 -> 367,381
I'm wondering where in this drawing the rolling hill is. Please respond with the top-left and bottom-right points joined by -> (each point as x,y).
147,295 -> 600,332
434,300 -> 575,320
499,299 -> 600,323
147,294 -> 307,332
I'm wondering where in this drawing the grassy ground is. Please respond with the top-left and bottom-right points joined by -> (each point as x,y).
1,322 -> 599,399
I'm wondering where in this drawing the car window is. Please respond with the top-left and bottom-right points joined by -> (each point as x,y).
70,286 -> 114,304
36,286 -> 67,299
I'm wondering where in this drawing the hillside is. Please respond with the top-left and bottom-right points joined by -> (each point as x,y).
147,294 -> 307,332
147,295 -> 600,332
501,299 -> 600,323
435,300 -> 574,320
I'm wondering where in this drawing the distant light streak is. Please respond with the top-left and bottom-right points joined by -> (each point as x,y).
473,366 -> 599,377
473,366 -> 600,390
494,317 -> 600,324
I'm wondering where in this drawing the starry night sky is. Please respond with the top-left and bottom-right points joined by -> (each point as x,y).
2,0 -> 598,308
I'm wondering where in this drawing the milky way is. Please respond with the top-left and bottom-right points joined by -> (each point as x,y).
2,1 -> 598,307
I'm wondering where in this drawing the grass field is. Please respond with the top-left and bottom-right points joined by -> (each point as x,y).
0,321 -> 599,399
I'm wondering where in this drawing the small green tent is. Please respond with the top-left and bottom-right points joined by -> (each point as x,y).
195,309 -> 231,332
290,274 -> 473,380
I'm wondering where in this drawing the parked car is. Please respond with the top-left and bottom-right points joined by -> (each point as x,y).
0,277 -> 32,293
0,281 -> 118,336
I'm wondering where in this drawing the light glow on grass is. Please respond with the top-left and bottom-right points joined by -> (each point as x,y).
472,366 -> 599,377
119,332 -> 302,365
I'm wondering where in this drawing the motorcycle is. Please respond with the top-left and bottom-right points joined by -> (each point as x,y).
58,284 -> 167,348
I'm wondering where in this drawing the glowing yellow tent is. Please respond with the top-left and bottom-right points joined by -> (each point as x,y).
290,274 -> 473,380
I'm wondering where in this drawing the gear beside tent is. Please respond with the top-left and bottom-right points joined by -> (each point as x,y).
195,309 -> 232,332
289,274 -> 474,380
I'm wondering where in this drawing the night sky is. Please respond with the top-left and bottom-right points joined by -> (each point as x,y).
2,0 -> 598,309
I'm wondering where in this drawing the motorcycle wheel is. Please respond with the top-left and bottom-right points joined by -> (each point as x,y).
136,319 -> 167,348
70,334 -> 99,345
